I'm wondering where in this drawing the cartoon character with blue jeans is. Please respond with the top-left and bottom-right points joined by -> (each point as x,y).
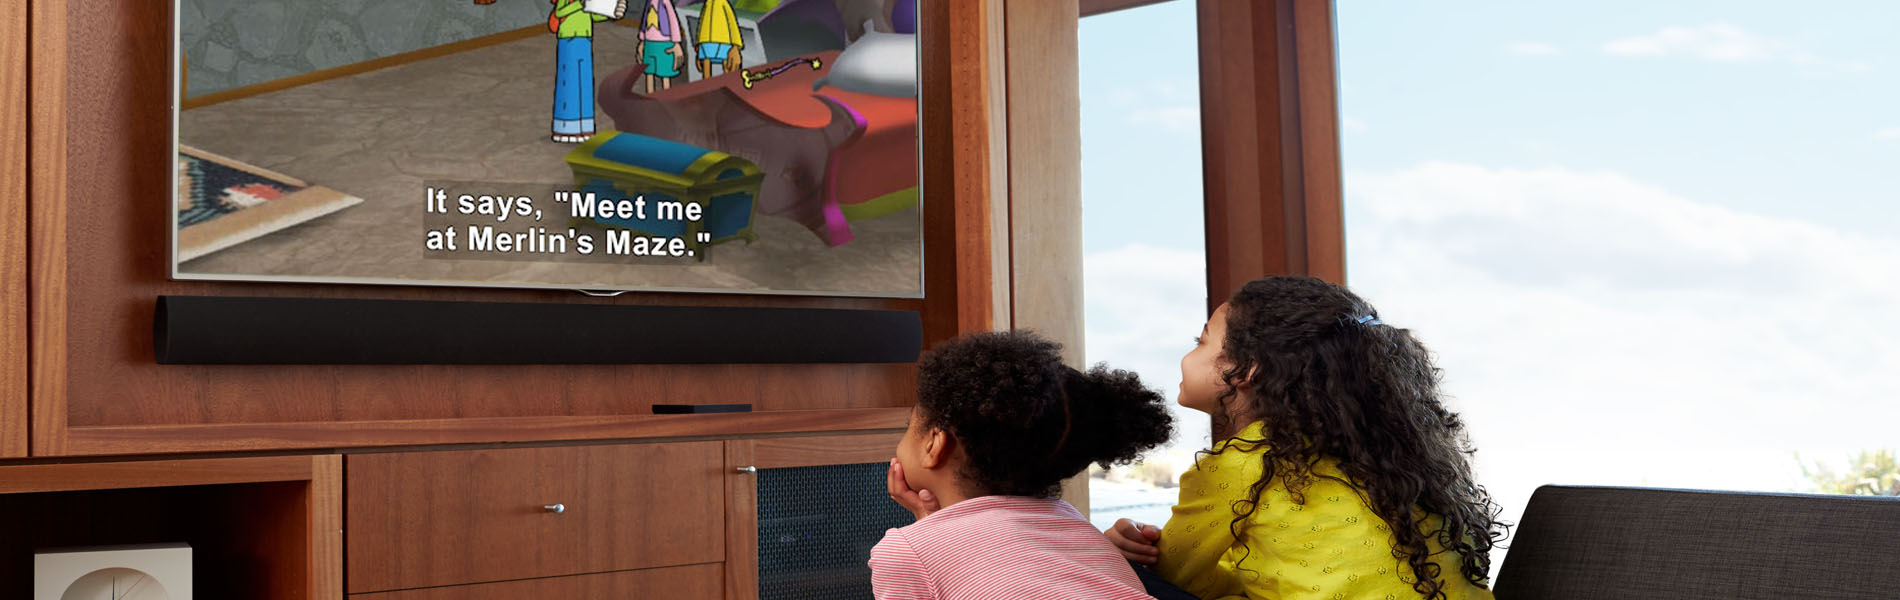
551,0 -> 626,143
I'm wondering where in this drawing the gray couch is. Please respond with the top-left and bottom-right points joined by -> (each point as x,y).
1494,485 -> 1900,599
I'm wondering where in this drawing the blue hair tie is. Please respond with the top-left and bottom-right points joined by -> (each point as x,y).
1354,314 -> 1383,326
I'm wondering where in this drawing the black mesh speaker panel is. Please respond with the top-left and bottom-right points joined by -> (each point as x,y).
757,462 -> 916,600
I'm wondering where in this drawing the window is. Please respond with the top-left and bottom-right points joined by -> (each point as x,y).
1338,1 -> 1900,570
1078,0 -> 1208,529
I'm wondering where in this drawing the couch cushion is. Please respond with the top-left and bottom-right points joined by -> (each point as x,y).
1495,485 -> 1900,600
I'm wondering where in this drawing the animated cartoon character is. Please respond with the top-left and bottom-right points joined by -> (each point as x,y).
635,0 -> 687,94
550,0 -> 627,144
695,0 -> 745,79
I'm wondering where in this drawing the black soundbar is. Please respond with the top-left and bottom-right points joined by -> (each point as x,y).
154,296 -> 921,365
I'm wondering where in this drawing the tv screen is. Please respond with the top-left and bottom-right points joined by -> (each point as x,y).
172,0 -> 923,298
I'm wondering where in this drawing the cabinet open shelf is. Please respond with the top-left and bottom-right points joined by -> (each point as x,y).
0,455 -> 342,598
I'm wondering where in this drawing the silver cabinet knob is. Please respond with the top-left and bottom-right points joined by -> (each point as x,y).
543,503 -> 566,514
735,466 -> 758,474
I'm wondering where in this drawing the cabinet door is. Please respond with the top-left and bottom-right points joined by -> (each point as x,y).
348,441 -> 724,593
725,432 -> 911,600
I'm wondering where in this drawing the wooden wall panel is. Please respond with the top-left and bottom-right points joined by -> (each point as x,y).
1004,0 -> 1083,350
1003,0 -> 1089,512
1,0 -> 25,458
923,0 -> 1012,340
26,0 -> 1004,456
1197,0 -> 1345,312
28,0 -> 71,456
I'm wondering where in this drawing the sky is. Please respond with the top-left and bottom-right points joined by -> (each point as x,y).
1078,0 -> 1900,560
1076,1 -> 1212,472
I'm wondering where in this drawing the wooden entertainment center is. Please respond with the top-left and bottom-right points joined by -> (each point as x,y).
8,0 -> 1342,598
2,0 -> 1080,597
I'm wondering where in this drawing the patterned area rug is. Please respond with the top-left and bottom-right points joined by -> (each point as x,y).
176,146 -> 363,262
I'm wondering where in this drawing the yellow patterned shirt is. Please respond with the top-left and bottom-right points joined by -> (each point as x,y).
1153,422 -> 1495,600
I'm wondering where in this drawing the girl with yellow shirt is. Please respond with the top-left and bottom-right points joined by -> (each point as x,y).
1106,276 -> 1506,600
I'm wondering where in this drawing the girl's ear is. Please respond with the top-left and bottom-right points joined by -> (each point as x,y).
920,427 -> 952,469
1225,359 -> 1259,394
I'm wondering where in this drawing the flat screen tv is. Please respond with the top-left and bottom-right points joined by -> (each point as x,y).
171,0 -> 923,298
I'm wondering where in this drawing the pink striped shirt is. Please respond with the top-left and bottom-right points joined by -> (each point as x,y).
868,495 -> 1156,600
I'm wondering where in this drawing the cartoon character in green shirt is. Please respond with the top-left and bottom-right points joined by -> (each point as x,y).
550,0 -> 626,143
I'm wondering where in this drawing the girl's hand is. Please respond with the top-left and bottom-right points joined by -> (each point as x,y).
886,458 -> 939,520
1106,518 -> 1162,564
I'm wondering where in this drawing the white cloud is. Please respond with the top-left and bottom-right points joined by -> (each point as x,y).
1109,83 -> 1195,107
1506,42 -> 1560,56
1342,116 -> 1369,133
1345,160 -> 1900,486
1082,245 -> 1212,456
1876,126 -> 1900,141
1601,23 -> 1874,72
1106,83 -> 1201,134
1084,161 -> 1900,571
1602,23 -> 1783,61
1125,105 -> 1200,134
1343,161 -> 1900,571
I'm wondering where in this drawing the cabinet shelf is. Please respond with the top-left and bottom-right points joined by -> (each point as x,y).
0,455 -> 341,599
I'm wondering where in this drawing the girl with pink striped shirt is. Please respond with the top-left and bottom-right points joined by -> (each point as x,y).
871,331 -> 1175,600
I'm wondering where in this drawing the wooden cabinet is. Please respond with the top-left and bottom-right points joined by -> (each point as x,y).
0,0 -> 1089,597
346,442 -> 725,594
348,563 -> 722,600
725,432 -> 907,600
0,455 -> 342,599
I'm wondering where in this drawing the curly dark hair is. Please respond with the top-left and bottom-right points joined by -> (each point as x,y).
1210,276 -> 1507,600
915,330 -> 1175,498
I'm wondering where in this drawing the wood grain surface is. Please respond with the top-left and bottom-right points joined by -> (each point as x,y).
1197,0 -> 1345,312
0,454 -> 337,598
348,563 -> 722,600
345,442 -> 725,593
23,0 -> 1013,456
0,454 -> 314,494
0,0 -> 25,459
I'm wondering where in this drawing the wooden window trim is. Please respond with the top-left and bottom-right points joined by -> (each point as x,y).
1198,0 -> 1346,312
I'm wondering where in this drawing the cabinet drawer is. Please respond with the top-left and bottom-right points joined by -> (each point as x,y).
348,563 -> 722,600
346,442 -> 724,593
